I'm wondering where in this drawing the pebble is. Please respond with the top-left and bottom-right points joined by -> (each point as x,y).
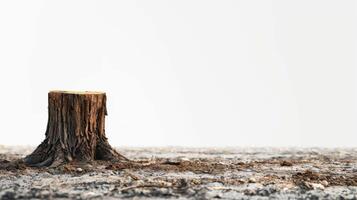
305,182 -> 325,190
248,177 -> 257,183
76,168 -> 83,172
39,190 -> 51,198
179,157 -> 190,162
321,180 -> 329,187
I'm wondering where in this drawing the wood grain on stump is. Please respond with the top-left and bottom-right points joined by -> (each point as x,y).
24,91 -> 127,167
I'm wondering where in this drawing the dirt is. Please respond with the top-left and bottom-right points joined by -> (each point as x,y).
1,146 -> 357,199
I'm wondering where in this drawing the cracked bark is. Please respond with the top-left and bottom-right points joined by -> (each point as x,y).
24,91 -> 128,167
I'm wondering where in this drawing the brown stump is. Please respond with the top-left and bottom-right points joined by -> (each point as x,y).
24,91 -> 128,167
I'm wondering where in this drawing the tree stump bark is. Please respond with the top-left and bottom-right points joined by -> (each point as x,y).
24,91 -> 128,167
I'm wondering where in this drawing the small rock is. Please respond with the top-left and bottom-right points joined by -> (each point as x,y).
280,160 -> 293,167
248,177 -> 256,183
282,187 -> 289,192
304,182 -> 325,190
83,164 -> 93,168
76,168 -> 83,172
41,172 -> 52,178
321,180 -> 329,187
39,190 -> 51,198
243,188 -> 256,195
179,157 -> 190,162
177,178 -> 189,188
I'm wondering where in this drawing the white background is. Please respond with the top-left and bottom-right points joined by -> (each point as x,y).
0,1 -> 356,147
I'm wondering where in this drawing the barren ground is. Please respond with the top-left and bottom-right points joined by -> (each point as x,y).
1,146 -> 357,199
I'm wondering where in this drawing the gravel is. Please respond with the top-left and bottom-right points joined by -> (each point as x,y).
1,146 -> 357,199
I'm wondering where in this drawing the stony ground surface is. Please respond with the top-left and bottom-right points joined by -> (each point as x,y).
1,146 -> 357,199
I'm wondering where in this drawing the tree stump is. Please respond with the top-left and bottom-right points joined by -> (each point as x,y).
24,91 -> 128,167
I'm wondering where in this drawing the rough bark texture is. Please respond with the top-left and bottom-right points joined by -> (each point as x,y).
24,91 -> 128,167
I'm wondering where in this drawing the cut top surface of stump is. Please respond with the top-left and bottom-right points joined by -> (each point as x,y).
49,90 -> 105,95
